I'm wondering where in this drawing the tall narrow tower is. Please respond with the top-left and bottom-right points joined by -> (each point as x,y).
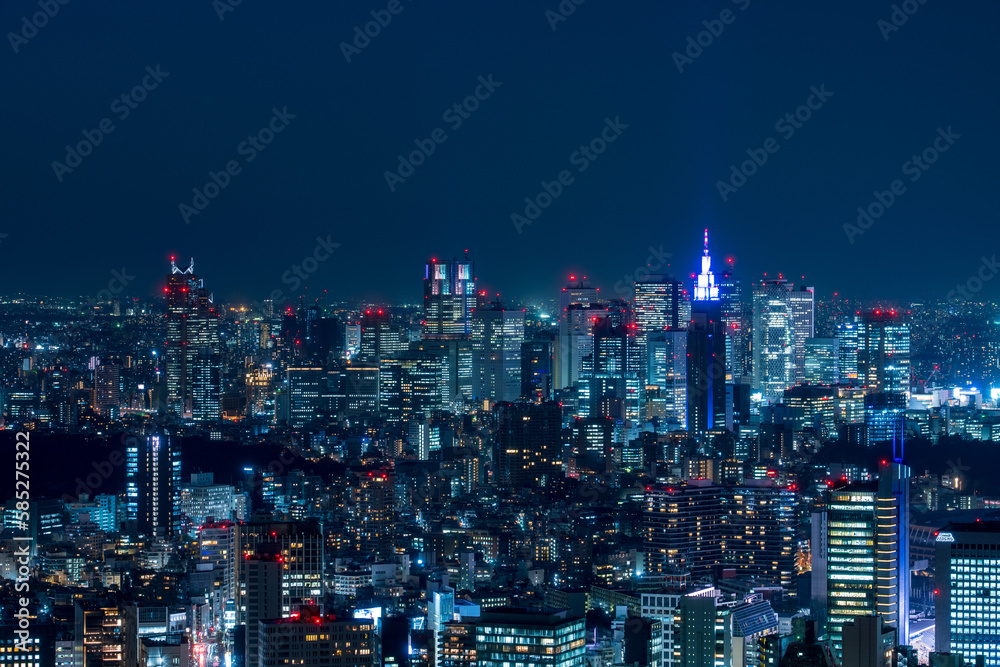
687,230 -> 727,441
165,257 -> 221,420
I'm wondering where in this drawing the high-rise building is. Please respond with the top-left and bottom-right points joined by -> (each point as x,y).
258,612 -> 376,667
286,366 -> 324,428
125,432 -> 181,537
74,598 -> 137,667
864,392 -> 907,447
581,315 -> 642,422
520,337 -> 553,401
555,303 -> 608,390
494,401 -> 562,488
647,330 -> 687,429
858,311 -> 911,395
236,521 -> 324,620
752,280 -> 795,399
644,480 -> 796,589
351,470 -> 395,559
719,266 -> 748,382
475,608 -> 586,667
358,308 -> 407,364
198,520 -> 237,629
94,360 -> 121,418
840,615 -> 897,667
688,232 -> 727,440
165,257 -> 221,421
379,351 -> 444,424
471,300 -> 525,403
635,275 -> 689,334
835,322 -> 860,383
789,286 -> 816,385
935,520 -> 1000,665
424,256 -> 476,339
244,553 -> 283,667
821,462 -> 909,659
559,276 -> 599,313
804,338 -> 840,385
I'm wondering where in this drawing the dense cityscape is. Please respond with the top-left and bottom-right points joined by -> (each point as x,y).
2,231 -> 1000,667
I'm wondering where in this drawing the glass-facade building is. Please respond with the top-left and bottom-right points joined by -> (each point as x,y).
475,609 -> 585,667
935,521 -> 1000,666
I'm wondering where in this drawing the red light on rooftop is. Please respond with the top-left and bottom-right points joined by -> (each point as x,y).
163,287 -> 169,293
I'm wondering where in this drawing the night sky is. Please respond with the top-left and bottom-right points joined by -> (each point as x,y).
3,1 -> 996,306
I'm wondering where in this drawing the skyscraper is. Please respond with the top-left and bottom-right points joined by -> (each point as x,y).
94,360 -> 121,418
804,338 -> 840,385
423,256 -> 476,339
125,432 -> 181,537
646,330 -> 687,429
635,275 -> 689,334
471,300 -> 525,403
789,285 -> 816,385
494,401 -> 562,488
244,553 -> 283,667
752,279 -> 794,399
165,257 -> 221,421
351,470 -> 395,559
286,366 -> 324,428
935,521 -> 1000,664
858,311 -> 911,395
719,266 -> 748,382
520,336 -> 553,401
687,231 -> 727,441
835,321 -> 860,382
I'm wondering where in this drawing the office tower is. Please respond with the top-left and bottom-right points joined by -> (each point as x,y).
719,266 -> 748,382
236,521 -> 324,619
864,392 -> 907,446
74,598 -> 137,667
379,351 -> 444,424
412,338 -> 474,407
841,616 -> 897,667
725,482 -> 797,591
835,321 -> 860,382
858,311 -> 911,394
822,467 -> 909,659
165,257 -> 221,421
259,612 -> 376,667
471,300 -> 525,403
876,461 -> 910,642
125,432 -> 181,538
344,364 -> 379,417
520,336 -> 553,401
286,366 -> 324,428
493,401 -> 562,488
359,308 -> 407,363
581,315 -> 642,422
782,385 -> 837,437
199,520 -> 237,629
804,338 -> 840,385
555,302 -> 608,390
560,276 -> 599,312
423,256 -> 476,339
475,608 -> 586,667
688,233 -> 727,440
825,485 -> 878,655
351,470 -> 395,559
789,286 -> 816,384
94,360 -> 120,418
635,274 -> 689,333
935,521 -> 1000,664
569,416 -> 614,473
752,280 -> 794,399
244,554 -> 283,667
647,330 -> 687,428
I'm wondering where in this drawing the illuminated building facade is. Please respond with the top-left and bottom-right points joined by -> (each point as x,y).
165,257 -> 221,421
475,608 -> 586,667
471,301 -> 525,403
647,330 -> 687,428
494,401 -> 562,488
125,432 -> 181,538
688,231 -> 727,440
804,338 -> 840,385
259,614 -> 376,667
424,256 -> 476,339
858,311 -> 911,395
935,521 -> 1000,665
752,280 -> 794,399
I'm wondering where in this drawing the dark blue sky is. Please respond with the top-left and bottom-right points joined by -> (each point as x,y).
3,0 -> 996,305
